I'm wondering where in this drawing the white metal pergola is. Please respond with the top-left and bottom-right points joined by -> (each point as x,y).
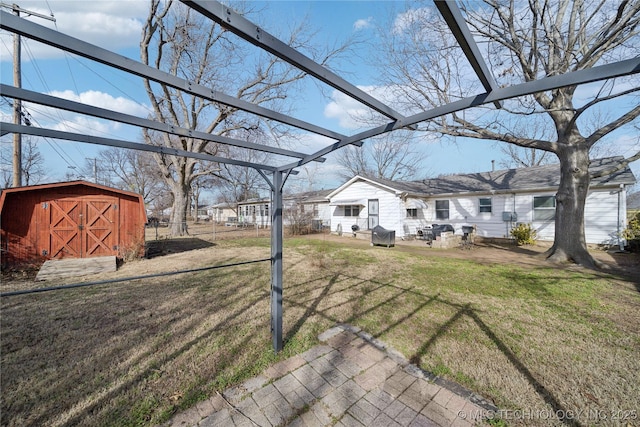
1,0 -> 639,352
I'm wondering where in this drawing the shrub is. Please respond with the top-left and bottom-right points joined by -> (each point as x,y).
510,223 -> 537,245
622,212 -> 640,251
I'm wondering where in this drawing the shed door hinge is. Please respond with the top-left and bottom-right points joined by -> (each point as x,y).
113,204 -> 118,210
42,202 -> 48,209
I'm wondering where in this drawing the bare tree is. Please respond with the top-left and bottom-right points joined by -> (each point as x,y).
87,147 -> 168,206
0,137 -> 44,187
215,147 -> 271,215
140,0 -> 348,236
381,0 -> 640,267
337,131 -> 428,181
20,138 -> 45,186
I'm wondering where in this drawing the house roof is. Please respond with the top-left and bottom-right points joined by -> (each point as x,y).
334,157 -> 636,198
285,189 -> 334,204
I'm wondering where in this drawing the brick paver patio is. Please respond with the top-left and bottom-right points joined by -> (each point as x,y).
162,324 -> 497,426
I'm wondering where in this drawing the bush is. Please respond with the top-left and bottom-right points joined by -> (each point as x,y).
510,223 -> 537,245
622,212 -> 640,251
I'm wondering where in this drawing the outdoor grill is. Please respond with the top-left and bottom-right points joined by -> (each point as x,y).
431,224 -> 455,237
371,225 -> 395,247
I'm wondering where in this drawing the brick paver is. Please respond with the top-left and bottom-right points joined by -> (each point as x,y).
162,324 -> 498,427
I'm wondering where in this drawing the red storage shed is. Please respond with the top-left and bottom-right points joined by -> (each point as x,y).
1,181 -> 147,267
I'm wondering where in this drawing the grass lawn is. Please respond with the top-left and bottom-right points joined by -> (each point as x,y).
1,236 -> 639,426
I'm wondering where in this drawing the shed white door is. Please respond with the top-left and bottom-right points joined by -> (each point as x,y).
368,199 -> 379,229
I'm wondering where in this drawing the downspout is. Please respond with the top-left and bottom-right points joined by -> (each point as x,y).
618,184 -> 624,251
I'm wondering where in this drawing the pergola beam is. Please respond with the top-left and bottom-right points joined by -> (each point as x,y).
183,0 -> 410,125
0,11 -> 348,143
282,56 -> 640,171
0,123 -> 278,171
435,0 -> 503,109
1,84 -> 323,162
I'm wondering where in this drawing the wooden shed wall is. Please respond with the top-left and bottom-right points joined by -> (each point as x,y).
1,183 -> 146,266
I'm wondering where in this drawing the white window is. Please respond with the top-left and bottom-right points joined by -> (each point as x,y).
533,196 -> 555,220
435,200 -> 449,220
479,198 -> 492,213
344,205 -> 360,217
406,208 -> 418,218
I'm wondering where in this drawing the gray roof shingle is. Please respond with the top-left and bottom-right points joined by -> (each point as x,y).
364,156 -> 636,196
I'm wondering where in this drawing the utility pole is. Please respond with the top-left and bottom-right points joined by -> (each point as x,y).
87,157 -> 97,183
1,3 -> 55,187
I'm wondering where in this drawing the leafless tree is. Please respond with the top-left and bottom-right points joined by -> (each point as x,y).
20,138 -> 45,186
381,0 -> 640,267
140,0 -> 350,236
87,147 -> 168,206
337,131 -> 428,181
214,147 -> 271,215
0,137 -> 45,187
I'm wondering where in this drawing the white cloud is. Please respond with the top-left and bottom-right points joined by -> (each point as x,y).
391,7 -> 432,35
323,84 -> 423,130
1,1 -> 147,61
49,89 -> 149,118
353,17 -> 373,31
51,116 -> 112,136
19,90 -> 149,140
324,90 -> 371,130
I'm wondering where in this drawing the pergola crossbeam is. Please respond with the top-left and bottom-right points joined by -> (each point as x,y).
183,0 -> 410,124
0,10 -> 348,143
1,84 -> 323,162
435,0 -> 503,109
0,123 -> 277,171
283,56 -> 640,171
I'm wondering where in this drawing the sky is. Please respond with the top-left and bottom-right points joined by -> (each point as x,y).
1,0 -> 639,196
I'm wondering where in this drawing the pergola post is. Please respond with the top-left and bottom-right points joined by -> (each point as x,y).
270,170 -> 284,352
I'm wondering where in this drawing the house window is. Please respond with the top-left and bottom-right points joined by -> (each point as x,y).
344,205 -> 360,217
435,200 -> 449,220
406,208 -> 418,218
313,204 -> 319,217
533,196 -> 556,220
479,198 -> 492,213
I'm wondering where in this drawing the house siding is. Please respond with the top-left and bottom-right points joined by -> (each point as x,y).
584,189 -> 624,245
328,163 -> 634,246
330,181 -> 400,234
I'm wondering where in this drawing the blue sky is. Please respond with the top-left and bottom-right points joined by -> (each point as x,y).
1,0 -> 638,193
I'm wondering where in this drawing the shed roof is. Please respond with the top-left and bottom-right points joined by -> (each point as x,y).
331,157 -> 637,198
0,180 -> 146,212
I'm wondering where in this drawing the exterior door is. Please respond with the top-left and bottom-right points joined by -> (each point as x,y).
48,198 -> 118,259
368,199 -> 379,229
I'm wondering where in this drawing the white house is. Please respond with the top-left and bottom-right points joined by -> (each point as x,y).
235,189 -> 334,229
209,202 -> 236,223
327,157 -> 637,246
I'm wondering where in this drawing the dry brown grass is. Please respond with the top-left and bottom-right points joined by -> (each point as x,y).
1,228 -> 639,426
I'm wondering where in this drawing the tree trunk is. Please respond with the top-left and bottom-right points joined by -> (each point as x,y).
169,182 -> 190,236
544,146 -> 598,268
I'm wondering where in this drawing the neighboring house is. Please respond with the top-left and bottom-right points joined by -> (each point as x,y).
327,157 -> 636,246
628,191 -> 640,211
237,197 -> 271,228
235,189 -> 334,229
209,202 -> 237,223
0,180 -> 147,266
285,189 -> 333,230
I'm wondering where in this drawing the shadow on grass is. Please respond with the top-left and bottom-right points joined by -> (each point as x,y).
145,237 -> 216,258
284,269 -> 582,427
0,259 -> 274,426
